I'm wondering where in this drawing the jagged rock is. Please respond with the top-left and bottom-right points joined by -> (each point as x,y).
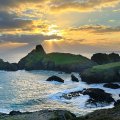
35,44 -> 46,54
83,88 -> 114,103
46,76 -> 64,83
71,74 -> 79,82
104,83 -> 120,89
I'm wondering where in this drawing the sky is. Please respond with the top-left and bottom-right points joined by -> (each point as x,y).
0,0 -> 120,62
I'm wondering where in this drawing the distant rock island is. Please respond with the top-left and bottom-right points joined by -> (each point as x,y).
17,44 -> 96,72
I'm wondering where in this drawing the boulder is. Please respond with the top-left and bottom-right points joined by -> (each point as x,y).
46,76 -> 64,83
9,111 -> 22,115
104,83 -> 120,89
83,88 -> 114,103
71,74 -> 79,82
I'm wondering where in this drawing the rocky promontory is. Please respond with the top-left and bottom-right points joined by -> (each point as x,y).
18,44 -> 96,72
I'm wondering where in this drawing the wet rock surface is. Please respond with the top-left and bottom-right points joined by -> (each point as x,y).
71,74 -> 79,82
46,76 -> 64,83
104,83 -> 120,89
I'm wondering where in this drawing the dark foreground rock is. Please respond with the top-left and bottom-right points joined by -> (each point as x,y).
71,74 -> 79,82
114,100 -> 120,106
9,111 -> 22,115
1,106 -> 120,120
76,105 -> 120,120
83,88 -> 114,106
104,83 -> 120,89
83,88 -> 114,103
0,110 -> 76,120
46,76 -> 64,83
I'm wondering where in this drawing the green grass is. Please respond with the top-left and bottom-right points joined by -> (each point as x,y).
22,50 -> 45,67
44,53 -> 90,65
90,62 -> 120,72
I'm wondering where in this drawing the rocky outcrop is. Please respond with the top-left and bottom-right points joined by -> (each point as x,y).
80,62 -> 120,83
71,74 -> 79,82
91,53 -> 120,65
18,44 -> 46,70
46,76 -> 64,83
83,88 -> 114,103
0,110 -> 76,120
104,83 -> 120,89
0,59 -> 18,71
18,44 -> 96,72
62,88 -> 114,105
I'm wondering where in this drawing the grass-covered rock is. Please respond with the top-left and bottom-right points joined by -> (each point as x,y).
80,62 -> 120,83
18,45 -> 96,72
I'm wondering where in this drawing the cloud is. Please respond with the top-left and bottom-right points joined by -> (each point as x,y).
49,0 -> 120,13
0,11 -> 32,29
0,34 -> 63,44
70,25 -> 120,34
0,0 -> 120,13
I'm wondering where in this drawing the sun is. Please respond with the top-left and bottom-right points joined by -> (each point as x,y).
47,24 -> 64,36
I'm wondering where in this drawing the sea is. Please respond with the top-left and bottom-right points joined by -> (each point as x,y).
0,70 -> 119,116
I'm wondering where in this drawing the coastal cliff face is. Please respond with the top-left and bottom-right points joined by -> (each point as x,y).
18,45 -> 96,72
80,62 -> 120,83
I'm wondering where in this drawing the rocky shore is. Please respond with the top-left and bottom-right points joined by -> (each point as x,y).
1,103 -> 120,120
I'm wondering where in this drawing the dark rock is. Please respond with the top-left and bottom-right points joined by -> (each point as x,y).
35,44 -> 46,54
71,74 -> 79,82
114,100 -> 120,106
104,83 -> 120,89
9,111 -> 22,115
91,53 -> 120,65
0,59 -> 18,71
91,53 -> 110,65
83,88 -> 114,103
46,76 -> 64,83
